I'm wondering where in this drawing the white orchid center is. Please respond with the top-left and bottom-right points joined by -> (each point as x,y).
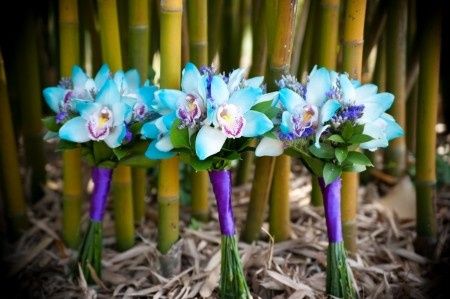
217,104 -> 245,138
291,104 -> 319,138
87,107 -> 114,140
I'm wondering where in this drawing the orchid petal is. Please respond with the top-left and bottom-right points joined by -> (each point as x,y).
145,139 -> 175,160
242,110 -> 273,137
94,64 -> 111,90
245,76 -> 264,88
306,67 -> 331,106
155,135 -> 174,152
211,76 -> 229,106
320,99 -> 341,124
43,87 -> 65,112
314,124 -> 330,148
59,116 -> 90,142
279,88 -> 305,113
76,102 -> 101,119
181,62 -> 202,95
71,65 -> 88,90
104,123 -> 126,148
112,102 -> 131,126
228,87 -> 261,113
227,68 -> 246,92
125,69 -> 140,91
255,137 -> 284,157
96,79 -> 121,106
195,126 -> 227,160
141,120 -> 160,139
155,89 -> 186,111
357,92 -> 394,123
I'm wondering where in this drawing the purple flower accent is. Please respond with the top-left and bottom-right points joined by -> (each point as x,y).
277,74 -> 305,97
176,94 -> 202,128
326,86 -> 342,100
56,111 -> 69,124
278,131 -> 296,141
58,77 -> 73,90
124,127 -> 132,143
333,105 -> 364,124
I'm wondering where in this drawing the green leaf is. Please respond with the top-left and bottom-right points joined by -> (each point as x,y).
348,134 -> 373,144
345,151 -> 373,166
93,141 -> 114,164
98,160 -> 117,169
328,134 -> 345,143
309,144 -> 335,159
323,163 -> 342,185
170,119 -> 190,149
335,147 -> 348,164
353,124 -> 364,135
112,147 -> 128,160
120,155 -> 157,168
342,122 -> 354,141
42,116 -> 60,132
251,101 -> 280,119
56,140 -> 78,151
342,164 -> 366,172
129,122 -> 144,135
180,152 -> 212,171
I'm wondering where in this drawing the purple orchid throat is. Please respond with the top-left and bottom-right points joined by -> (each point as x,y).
177,94 -> 202,127
89,167 -> 113,222
318,177 -> 343,243
56,111 -> 68,124
209,170 -> 235,236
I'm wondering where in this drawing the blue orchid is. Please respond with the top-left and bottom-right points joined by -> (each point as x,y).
113,69 -> 157,122
43,64 -> 111,124
360,113 -> 404,151
195,75 -> 273,160
58,79 -> 131,148
140,113 -> 177,159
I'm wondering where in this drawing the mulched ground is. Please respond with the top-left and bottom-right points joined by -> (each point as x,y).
1,160 -> 450,299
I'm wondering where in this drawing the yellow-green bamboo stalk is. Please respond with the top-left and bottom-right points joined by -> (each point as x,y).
290,0 -> 310,75
129,0 -> 150,225
341,0 -> 367,254
187,0 -> 210,221
415,2 -> 441,256
112,165 -> 135,250
220,0 -> 241,72
0,52 -> 28,237
268,0 -> 297,243
158,1 -> 182,275
17,16 -> 46,202
98,0 -> 135,250
235,0 -> 268,186
406,0 -> 417,156
59,0 -> 83,249
207,0 -> 223,64
297,0 -> 317,80
79,0 -> 103,72
384,0 -> 407,177
309,0 -> 341,208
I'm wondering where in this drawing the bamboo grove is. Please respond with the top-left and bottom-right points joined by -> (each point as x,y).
0,0 -> 446,298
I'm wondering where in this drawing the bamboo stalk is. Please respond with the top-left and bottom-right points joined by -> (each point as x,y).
0,52 -> 28,236
129,0 -> 150,225
309,0 -> 341,207
415,1 -> 441,257
220,0 -> 241,72
16,14 -> 46,202
268,0 -> 297,243
158,1 -> 182,273
59,0 -> 83,249
362,0 -> 387,71
207,0 -> 223,64
384,0 -> 407,177
290,0 -> 310,75
98,0 -> 135,251
341,0 -> 367,254
79,0 -> 103,73
297,0 -> 317,80
181,1 -> 190,65
187,0 -> 210,221
406,0 -> 417,156
235,0 -> 268,186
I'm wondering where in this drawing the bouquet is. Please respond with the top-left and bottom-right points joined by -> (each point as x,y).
141,62 -> 273,298
42,64 -> 156,281
255,66 -> 404,298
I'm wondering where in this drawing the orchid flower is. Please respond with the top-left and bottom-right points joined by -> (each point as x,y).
112,69 -> 157,122
195,75 -> 273,160
141,113 -> 177,159
58,79 -> 132,148
43,64 -> 111,124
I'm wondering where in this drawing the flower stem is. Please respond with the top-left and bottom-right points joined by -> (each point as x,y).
341,0 -> 367,254
0,52 -> 28,237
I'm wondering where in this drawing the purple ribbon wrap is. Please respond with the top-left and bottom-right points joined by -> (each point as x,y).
89,167 -> 113,222
318,177 -> 343,243
209,170 -> 235,236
